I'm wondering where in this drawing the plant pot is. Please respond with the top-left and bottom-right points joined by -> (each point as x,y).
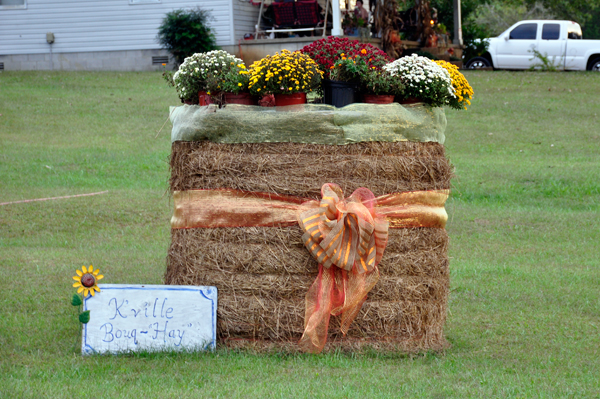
198,91 -> 212,106
274,92 -> 307,106
363,94 -> 395,104
323,79 -> 358,108
397,96 -> 423,105
224,92 -> 257,105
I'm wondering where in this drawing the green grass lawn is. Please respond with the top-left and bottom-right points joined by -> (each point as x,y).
1,70 -> 599,398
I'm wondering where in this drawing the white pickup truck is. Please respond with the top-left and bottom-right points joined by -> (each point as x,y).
465,20 -> 600,71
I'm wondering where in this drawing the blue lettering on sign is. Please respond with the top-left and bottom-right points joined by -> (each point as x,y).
108,298 -> 128,320
101,297 -> 185,347
149,321 -> 185,346
128,298 -> 173,319
100,323 -> 139,345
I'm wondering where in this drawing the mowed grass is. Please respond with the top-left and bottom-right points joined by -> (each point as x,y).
1,70 -> 599,398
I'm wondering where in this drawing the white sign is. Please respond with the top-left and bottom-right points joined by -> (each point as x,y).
81,284 -> 217,354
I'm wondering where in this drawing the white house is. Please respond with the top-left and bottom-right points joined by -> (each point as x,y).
0,0 -> 261,70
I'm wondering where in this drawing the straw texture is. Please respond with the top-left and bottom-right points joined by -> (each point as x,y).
166,140 -> 452,352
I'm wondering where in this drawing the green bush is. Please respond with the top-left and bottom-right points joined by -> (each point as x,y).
157,8 -> 218,66
462,22 -> 491,62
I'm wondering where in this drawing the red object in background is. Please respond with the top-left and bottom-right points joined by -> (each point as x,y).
198,91 -> 212,106
426,34 -> 438,47
225,92 -> 258,105
258,94 -> 276,107
363,94 -> 395,104
272,1 -> 295,26
397,97 -> 422,105
295,0 -> 320,25
274,92 -> 307,106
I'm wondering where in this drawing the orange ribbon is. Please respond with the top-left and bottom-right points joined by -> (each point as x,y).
297,184 -> 388,353
171,188 -> 449,229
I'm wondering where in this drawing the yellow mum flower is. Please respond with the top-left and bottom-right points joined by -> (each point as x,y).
434,60 -> 474,110
72,265 -> 103,297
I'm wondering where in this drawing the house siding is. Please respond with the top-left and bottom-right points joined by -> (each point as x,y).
0,0 -> 234,56
232,0 -> 260,43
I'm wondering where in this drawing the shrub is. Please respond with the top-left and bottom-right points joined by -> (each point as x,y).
462,22 -> 491,62
157,8 -> 218,66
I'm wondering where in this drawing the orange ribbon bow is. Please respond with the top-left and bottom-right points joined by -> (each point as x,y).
297,184 -> 389,353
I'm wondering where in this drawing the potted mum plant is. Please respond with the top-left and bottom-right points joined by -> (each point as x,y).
300,36 -> 391,80
327,50 -> 403,106
248,49 -> 323,106
434,60 -> 474,110
383,53 -> 455,107
168,50 -> 254,106
327,53 -> 365,106
168,53 -> 210,104
361,65 -> 405,104
204,51 -> 255,105
300,37 -> 392,107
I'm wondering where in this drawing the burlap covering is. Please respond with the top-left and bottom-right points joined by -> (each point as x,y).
166,140 -> 452,352
170,103 -> 447,145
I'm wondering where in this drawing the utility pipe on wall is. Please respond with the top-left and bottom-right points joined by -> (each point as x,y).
46,32 -> 55,70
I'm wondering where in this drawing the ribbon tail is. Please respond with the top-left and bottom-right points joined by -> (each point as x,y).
299,265 -> 343,353
339,266 -> 380,335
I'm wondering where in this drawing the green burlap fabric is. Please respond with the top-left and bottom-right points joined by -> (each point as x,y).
170,103 -> 446,145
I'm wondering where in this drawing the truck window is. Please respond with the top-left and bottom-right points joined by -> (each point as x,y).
568,29 -> 582,40
509,23 -> 537,40
542,23 -> 560,40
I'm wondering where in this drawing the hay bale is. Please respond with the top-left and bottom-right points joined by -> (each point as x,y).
166,140 -> 452,352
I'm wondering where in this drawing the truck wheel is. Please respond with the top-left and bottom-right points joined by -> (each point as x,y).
465,57 -> 492,69
588,57 -> 600,71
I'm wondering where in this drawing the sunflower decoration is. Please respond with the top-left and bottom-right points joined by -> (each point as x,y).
72,265 -> 103,297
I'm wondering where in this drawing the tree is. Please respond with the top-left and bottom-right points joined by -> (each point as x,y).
431,0 -> 600,41
472,1 -> 555,35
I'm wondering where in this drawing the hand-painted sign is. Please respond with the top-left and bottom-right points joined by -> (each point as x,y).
81,284 -> 217,354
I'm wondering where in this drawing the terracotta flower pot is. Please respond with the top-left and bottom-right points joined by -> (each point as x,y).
363,94 -> 395,104
397,97 -> 423,105
198,91 -> 212,106
274,92 -> 307,106
224,92 -> 257,105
